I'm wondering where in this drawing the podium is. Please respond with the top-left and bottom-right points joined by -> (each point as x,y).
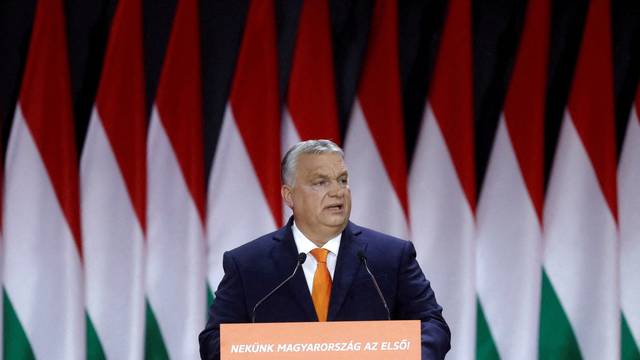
220,320 -> 420,359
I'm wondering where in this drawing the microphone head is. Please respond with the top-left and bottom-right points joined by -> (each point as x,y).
298,252 -> 307,264
357,250 -> 366,263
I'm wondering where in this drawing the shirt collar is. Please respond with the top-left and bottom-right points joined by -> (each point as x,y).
292,221 -> 341,256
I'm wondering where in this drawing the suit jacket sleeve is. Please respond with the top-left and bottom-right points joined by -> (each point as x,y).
199,251 -> 248,360
396,240 -> 451,359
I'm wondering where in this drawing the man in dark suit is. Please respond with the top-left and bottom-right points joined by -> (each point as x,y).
199,140 -> 450,359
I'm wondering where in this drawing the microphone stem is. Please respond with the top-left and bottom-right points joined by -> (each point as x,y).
252,254 -> 306,322
362,256 -> 391,320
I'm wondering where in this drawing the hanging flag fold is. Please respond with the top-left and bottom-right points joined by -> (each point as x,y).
80,0 -> 146,358
146,0 -> 207,357
408,0 -> 476,359
619,93 -> 640,358
3,0 -> 84,358
476,0 -> 547,358
207,0 -> 282,294
283,0 -> 340,151
344,0 -> 409,239
541,0 -> 619,357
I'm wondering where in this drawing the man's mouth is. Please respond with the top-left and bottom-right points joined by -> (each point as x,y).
325,204 -> 344,211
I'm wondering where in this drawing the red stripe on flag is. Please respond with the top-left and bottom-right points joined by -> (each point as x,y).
358,0 -> 409,217
96,0 -> 147,230
568,0 -> 617,220
155,0 -> 206,222
287,0 -> 340,142
428,0 -> 476,209
19,0 -> 82,255
230,0 -> 282,226
503,0 -> 549,221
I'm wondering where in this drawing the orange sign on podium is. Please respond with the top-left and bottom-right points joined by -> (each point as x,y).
220,320 -> 420,359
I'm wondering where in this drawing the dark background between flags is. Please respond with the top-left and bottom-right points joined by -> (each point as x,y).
0,0 -> 639,202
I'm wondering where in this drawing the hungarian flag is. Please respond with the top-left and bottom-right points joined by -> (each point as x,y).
408,0 -> 476,358
540,0 -> 619,357
145,0 -> 207,357
619,90 -> 640,358
475,0 -> 547,358
207,0 -> 282,297
343,0 -> 409,239
283,0 -> 340,147
3,0 -> 84,357
80,0 -> 146,358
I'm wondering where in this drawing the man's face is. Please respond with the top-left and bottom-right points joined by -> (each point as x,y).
282,153 -> 352,242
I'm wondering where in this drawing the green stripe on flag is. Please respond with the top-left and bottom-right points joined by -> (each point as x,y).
207,284 -> 214,308
3,289 -> 35,360
622,313 -> 640,360
476,298 -> 500,359
206,282 -> 214,322
86,313 -> 106,360
539,270 -> 582,359
145,300 -> 169,360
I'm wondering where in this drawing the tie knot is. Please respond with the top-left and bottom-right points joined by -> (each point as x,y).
310,248 -> 329,263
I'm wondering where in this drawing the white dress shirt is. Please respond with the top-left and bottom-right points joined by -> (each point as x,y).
292,222 -> 341,294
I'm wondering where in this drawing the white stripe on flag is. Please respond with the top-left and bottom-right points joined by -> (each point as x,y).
476,117 -> 541,359
147,107 -> 206,359
409,104 -> 475,360
281,108 -> 300,222
619,104 -> 640,347
344,100 -> 408,239
4,106 -> 84,359
81,110 -> 145,359
207,105 -> 278,289
543,113 -> 619,359
281,108 -> 301,156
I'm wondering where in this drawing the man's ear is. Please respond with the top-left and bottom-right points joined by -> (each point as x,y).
281,185 -> 294,209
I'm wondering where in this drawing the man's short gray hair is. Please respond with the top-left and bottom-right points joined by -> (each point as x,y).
281,139 -> 344,186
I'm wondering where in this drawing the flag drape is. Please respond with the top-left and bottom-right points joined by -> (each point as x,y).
619,93 -> 640,358
3,0 -> 84,358
80,0 -> 146,358
283,0 -> 340,151
475,0 -> 547,358
206,0 -> 282,297
344,0 -> 409,240
145,0 -> 206,357
409,0 -> 476,359
540,0 -> 619,357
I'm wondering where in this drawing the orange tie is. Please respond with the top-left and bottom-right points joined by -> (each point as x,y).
310,248 -> 332,321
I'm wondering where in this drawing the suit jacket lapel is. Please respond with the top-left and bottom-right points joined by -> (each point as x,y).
270,221 -> 318,321
328,222 -> 366,320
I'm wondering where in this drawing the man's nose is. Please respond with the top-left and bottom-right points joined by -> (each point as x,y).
328,180 -> 343,196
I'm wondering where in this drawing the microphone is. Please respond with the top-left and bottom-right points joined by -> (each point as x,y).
251,252 -> 307,322
357,250 -> 391,320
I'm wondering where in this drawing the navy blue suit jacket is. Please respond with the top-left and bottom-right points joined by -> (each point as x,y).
199,220 -> 450,359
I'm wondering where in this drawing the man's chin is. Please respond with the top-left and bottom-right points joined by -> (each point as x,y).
321,216 -> 349,230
